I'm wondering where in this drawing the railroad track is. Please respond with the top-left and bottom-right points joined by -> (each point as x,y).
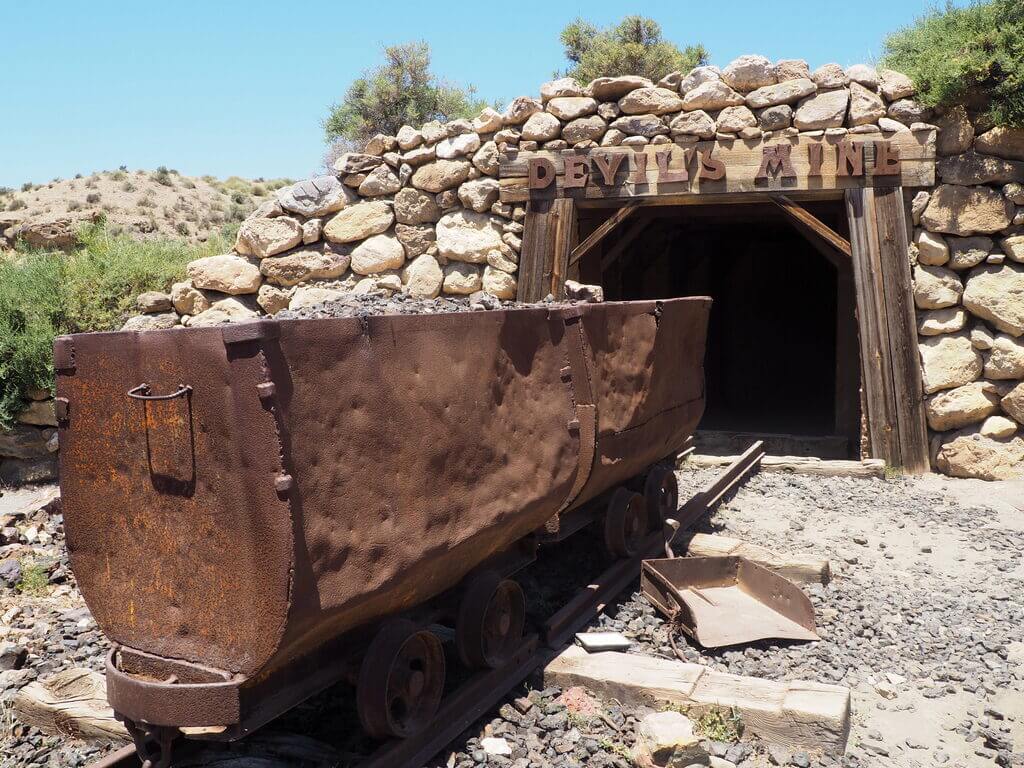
84,445 -> 763,768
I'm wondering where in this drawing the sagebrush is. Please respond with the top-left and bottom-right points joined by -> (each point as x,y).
0,221 -> 235,428
882,0 -> 1024,127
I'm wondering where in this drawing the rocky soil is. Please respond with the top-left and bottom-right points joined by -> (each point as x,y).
0,170 -> 292,248
0,469 -> 1021,768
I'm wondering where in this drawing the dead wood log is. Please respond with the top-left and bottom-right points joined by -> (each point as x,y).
545,646 -> 851,755
685,533 -> 831,585
13,668 -> 129,742
683,454 -> 885,478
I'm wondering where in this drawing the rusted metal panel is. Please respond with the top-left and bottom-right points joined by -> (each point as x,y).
58,298 -> 710,729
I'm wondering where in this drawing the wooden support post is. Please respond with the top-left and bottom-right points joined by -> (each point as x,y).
568,202 -> 638,266
518,198 -> 575,301
844,187 -> 929,473
770,195 -> 851,257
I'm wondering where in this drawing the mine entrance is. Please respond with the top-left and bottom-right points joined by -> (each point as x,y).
577,200 -> 860,458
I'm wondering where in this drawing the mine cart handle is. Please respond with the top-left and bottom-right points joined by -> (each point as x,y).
127,383 -> 193,401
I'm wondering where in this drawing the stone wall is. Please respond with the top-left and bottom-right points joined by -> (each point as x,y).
3,54 -> 1023,482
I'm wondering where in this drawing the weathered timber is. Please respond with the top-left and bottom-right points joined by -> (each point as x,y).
545,646 -> 851,755
568,202 -> 638,266
683,453 -> 886,478
846,187 -> 901,465
14,668 -> 129,742
517,198 -> 575,301
873,186 -> 930,474
845,187 -> 929,473
500,130 -> 935,203
684,533 -> 831,585
770,195 -> 851,257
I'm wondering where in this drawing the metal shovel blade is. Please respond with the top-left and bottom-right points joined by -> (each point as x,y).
641,556 -> 819,648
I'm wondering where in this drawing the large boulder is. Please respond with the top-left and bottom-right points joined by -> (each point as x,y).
633,711 -> 706,767
435,133 -> 482,159
1000,235 -> 1024,263
546,97 -> 598,121
458,178 -> 501,213
0,426 -> 54,460
935,430 -> 1024,480
401,254 -> 443,298
394,223 -> 436,258
562,116 -> 608,144
974,126 -> 1024,161
170,281 -> 211,315
919,333 -> 983,394
878,69 -> 915,101
12,212 -> 97,250
811,63 -> 849,89
947,236 -> 992,270
915,230 -> 949,266
521,112 -> 562,142
934,106 -> 974,156
1001,381 -> 1024,424
962,263 -> 1024,337
609,114 -> 669,138
721,55 -> 776,91
793,89 -> 850,130
349,234 -> 405,275
540,77 -> 585,102
744,78 -> 816,109
501,96 -> 543,125
442,263 -> 483,294
136,291 -> 171,313
411,160 -> 472,193
482,266 -> 516,299
913,264 -> 962,309
920,184 -> 1014,236
235,216 -> 303,258
925,381 -> 1003,431
589,76 -> 653,101
121,312 -> 179,332
288,286 -> 345,311
277,176 -> 353,217
186,254 -> 262,295
188,298 -> 258,327
472,141 -> 500,176
678,66 -> 721,94
333,153 -> 383,174
323,201 -> 394,243
984,333 -> 1024,379
681,80 -> 744,111
436,211 -> 505,263
936,151 -> 1024,186
393,188 -> 441,225
357,165 -> 402,197
259,244 -> 351,287
918,307 -> 966,336
847,81 -> 886,126
669,110 -> 716,139
618,87 -> 684,116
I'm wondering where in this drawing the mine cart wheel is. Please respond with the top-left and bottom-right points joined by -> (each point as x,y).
604,488 -> 647,558
357,619 -> 445,740
644,466 -> 678,531
456,570 -> 526,669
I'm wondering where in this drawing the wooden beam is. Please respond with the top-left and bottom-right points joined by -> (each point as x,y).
683,453 -> 885,479
568,202 -> 638,266
545,647 -> 851,755
684,533 -> 831,585
872,186 -> 930,473
517,198 -> 574,302
14,669 -> 130,742
550,198 -> 577,298
770,195 -> 851,257
599,216 -> 648,272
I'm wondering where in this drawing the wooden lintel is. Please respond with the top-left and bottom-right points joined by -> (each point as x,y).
771,195 -> 851,257
568,202 -> 638,266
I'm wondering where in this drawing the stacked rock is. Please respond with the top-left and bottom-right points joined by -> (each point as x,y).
105,54 -> 1023,480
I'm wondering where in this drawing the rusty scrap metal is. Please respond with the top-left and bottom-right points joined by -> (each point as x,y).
58,298 -> 710,737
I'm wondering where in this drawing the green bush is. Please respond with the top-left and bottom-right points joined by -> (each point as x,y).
882,0 -> 1024,127
0,221 -> 235,427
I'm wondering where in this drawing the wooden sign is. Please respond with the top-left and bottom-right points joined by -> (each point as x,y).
499,128 -> 935,203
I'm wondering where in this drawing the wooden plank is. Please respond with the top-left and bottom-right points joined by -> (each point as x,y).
568,202 -> 638,266
550,198 -> 577,298
684,533 -> 831,585
873,186 -> 930,473
770,195 -> 851,257
14,668 -> 130,742
499,129 -> 936,203
845,188 -> 901,465
545,646 -> 851,755
517,198 -> 573,302
683,453 -> 886,478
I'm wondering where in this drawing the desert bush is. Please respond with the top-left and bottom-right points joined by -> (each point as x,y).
251,183 -> 267,197
67,200 -> 83,211
85,193 -> 101,204
20,183 -> 33,193
122,181 -> 136,193
152,166 -> 174,187
7,198 -> 27,211
883,0 -> 1024,127
0,222 -> 236,427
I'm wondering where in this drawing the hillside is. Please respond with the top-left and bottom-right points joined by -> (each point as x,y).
0,169 -> 293,249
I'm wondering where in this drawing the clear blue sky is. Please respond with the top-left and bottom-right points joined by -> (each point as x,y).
1,0 -> 965,188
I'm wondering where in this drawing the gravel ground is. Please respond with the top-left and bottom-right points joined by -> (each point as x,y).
276,291 -> 548,321
1,469 -> 1021,768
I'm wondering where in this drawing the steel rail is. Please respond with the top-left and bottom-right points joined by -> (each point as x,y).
83,448 -> 762,768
